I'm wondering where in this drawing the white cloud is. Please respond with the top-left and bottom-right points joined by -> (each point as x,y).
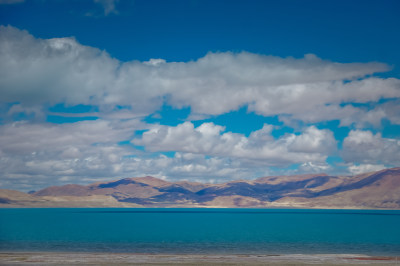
248,78 -> 400,119
0,119 -> 139,155
0,26 -> 118,107
279,101 -> 399,128
342,130 -> 400,165
286,126 -> 337,154
298,162 -> 332,173
133,122 -> 337,166
1,26 -> 399,127
122,152 -> 260,183
0,119 -> 144,190
377,99 -> 400,125
348,164 -> 387,175
0,118 -> 270,190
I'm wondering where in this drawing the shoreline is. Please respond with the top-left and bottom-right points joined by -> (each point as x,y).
1,252 -> 399,265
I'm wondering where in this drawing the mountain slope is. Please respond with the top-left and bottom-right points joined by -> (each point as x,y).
275,168 -> 400,209
0,189 -> 140,208
1,167 -> 399,208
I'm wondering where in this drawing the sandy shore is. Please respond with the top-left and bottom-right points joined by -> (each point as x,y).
1,252 -> 399,265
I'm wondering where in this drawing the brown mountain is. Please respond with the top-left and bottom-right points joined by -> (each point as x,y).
1,167 -> 399,209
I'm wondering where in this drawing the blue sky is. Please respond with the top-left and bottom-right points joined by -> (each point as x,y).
0,0 -> 399,191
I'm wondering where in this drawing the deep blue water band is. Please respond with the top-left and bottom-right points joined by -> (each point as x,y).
1,208 -> 400,255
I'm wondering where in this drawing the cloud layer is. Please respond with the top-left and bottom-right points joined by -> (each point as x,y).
1,26 -> 399,126
0,120 -> 275,190
342,130 -> 400,166
1,26 -> 399,191
133,122 -> 336,165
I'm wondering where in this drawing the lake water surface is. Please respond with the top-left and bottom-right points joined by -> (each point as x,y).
1,208 -> 399,255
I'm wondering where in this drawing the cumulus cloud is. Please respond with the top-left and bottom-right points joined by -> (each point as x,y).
0,120 -> 395,191
347,164 -> 387,175
0,26 -> 118,107
0,126 -> 272,191
0,119 -> 142,190
1,26 -> 399,126
0,119 -> 271,190
298,162 -> 332,173
133,122 -> 337,166
122,152 -> 263,184
342,130 -> 400,165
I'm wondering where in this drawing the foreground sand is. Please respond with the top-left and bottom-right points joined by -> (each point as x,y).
1,253 -> 399,265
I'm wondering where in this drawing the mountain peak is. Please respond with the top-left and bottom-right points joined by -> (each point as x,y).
132,176 -> 170,187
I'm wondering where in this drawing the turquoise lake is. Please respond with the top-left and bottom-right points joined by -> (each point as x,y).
1,208 -> 400,255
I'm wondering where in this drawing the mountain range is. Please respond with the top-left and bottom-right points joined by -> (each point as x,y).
1,167 -> 400,209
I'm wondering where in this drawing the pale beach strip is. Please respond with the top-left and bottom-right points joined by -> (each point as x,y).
1,252 -> 399,265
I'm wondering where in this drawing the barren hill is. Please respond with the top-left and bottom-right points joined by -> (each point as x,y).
1,167 -> 399,209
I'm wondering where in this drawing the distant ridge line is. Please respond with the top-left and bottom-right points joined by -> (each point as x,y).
1,167 -> 399,209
